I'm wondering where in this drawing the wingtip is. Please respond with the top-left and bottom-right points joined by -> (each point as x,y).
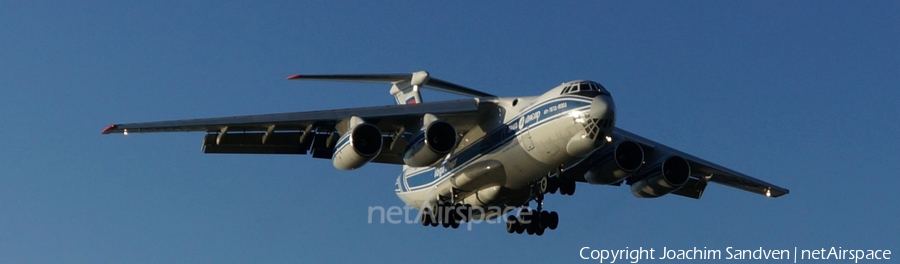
286,74 -> 302,80
776,189 -> 790,197
101,124 -> 118,134
768,188 -> 789,198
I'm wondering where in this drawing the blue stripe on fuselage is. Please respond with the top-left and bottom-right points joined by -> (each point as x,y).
402,97 -> 591,191
404,168 -> 437,189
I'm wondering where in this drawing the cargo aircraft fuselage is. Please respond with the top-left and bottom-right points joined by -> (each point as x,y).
103,71 -> 788,235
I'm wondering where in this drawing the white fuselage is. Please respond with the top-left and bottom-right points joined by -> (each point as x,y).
395,84 -> 610,214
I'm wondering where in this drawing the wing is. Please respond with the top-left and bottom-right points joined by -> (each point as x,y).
614,128 -> 790,198
102,99 -> 485,164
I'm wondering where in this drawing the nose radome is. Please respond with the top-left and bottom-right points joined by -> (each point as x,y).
590,95 -> 616,120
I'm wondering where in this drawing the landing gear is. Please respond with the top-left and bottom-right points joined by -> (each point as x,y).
548,211 -> 559,230
547,175 -> 559,194
420,207 -> 433,227
507,207 -> 558,236
506,215 -> 516,233
514,217 -> 525,234
545,174 -> 574,196
557,177 -> 576,196
422,201 -> 472,229
548,165 -> 576,196
440,202 -> 452,228
506,188 -> 559,236
538,175 -> 549,194
423,173 -> 568,235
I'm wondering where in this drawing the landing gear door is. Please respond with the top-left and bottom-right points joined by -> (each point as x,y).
519,130 -> 534,151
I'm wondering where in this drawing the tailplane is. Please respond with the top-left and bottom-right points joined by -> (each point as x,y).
286,70 -> 495,105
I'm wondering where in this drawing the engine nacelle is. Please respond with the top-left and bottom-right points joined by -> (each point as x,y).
332,119 -> 383,170
403,119 -> 458,167
584,140 -> 644,185
631,155 -> 691,198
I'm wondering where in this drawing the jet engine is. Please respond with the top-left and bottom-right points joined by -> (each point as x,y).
403,119 -> 458,167
584,140 -> 644,185
332,117 -> 383,170
630,155 -> 690,198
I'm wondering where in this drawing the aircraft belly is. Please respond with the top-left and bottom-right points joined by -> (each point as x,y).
396,187 -> 431,209
495,141 -> 543,189
500,117 -> 582,189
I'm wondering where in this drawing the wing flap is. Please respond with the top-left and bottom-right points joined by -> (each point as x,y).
103,99 -> 485,165
201,132 -> 309,155
614,128 -> 789,198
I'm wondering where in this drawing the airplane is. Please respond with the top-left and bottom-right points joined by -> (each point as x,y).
102,71 -> 789,236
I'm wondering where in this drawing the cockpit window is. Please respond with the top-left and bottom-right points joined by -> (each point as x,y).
560,81 -> 608,96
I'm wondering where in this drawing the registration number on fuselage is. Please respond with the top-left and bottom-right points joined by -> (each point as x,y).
543,102 -> 568,115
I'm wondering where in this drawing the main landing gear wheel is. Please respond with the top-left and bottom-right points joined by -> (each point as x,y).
548,211 -> 559,230
507,208 -> 558,236
425,202 -> 473,229
506,215 -> 517,233
450,205 -> 461,229
459,204 -> 471,223
421,208 -> 433,227
440,202 -> 452,228
540,210 -> 549,227
420,206 -> 441,227
506,189 -> 560,236
514,219 -> 525,234
534,225 -> 545,236
547,176 -> 559,194
558,177 -> 576,196
523,208 -> 535,235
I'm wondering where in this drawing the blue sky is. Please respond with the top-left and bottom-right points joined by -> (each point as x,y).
2,1 -> 898,263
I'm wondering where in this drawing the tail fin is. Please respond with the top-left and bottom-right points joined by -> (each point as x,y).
390,71 -> 427,105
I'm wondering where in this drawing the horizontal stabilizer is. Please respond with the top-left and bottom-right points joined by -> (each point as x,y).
287,71 -> 495,98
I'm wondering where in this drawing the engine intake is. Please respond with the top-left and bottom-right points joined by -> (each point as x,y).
403,119 -> 458,167
584,140 -> 644,185
631,155 -> 690,198
332,120 -> 383,170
